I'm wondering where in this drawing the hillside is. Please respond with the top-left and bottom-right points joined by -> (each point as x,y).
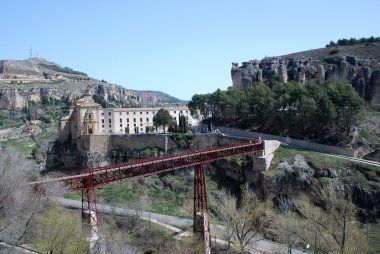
281,42 -> 380,60
0,57 -> 89,80
231,42 -> 380,109
0,58 -> 186,109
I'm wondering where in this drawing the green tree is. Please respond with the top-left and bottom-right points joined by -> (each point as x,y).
323,82 -> 363,136
247,83 -> 275,127
153,108 -> 173,133
306,84 -> 336,138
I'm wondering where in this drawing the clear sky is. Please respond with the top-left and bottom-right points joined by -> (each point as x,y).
1,0 -> 379,100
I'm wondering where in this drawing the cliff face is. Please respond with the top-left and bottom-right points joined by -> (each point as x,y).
231,42 -> 380,109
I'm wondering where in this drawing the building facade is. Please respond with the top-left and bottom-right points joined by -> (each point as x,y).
59,95 -> 193,143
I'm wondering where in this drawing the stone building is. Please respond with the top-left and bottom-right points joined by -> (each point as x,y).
59,95 -> 193,143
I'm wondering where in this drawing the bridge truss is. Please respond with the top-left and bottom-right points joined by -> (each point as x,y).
32,141 -> 264,253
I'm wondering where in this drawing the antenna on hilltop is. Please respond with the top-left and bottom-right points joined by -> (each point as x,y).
29,49 -> 32,58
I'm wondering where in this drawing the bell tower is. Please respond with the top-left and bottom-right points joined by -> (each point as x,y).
83,108 -> 97,135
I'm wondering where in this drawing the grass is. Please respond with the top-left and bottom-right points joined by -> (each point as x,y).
271,146 -> 351,169
0,138 -> 36,157
263,168 -> 286,177
63,167 -> 236,219
342,170 -> 369,188
65,174 -> 195,218
367,222 -> 380,254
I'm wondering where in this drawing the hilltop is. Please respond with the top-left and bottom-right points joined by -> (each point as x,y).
0,58 -> 186,109
280,42 -> 380,60
0,57 -> 89,80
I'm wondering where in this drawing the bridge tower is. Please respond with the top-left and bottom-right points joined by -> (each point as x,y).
193,164 -> 211,254
81,173 -> 101,253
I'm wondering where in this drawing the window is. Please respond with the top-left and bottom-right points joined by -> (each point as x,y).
140,118 -> 142,122
109,125 -> 111,128
174,117 -> 176,121
109,130 -> 112,133
101,112 -> 104,116
108,112 -> 111,116
89,115 -> 91,119
133,112 -> 136,115
174,111 -> 176,113
120,129 -> 123,132
140,128 -> 143,131
119,112 -> 122,116
153,111 -> 155,114
120,124 -> 122,127
126,112 -> 129,115
102,130 -> 105,133
146,112 -> 149,114
146,118 -> 149,122
133,118 -> 136,122
109,119 -> 111,123
180,111 -> 183,113
127,119 -> 129,123
102,125 -> 104,128
134,124 -> 136,127
127,124 -> 129,127
120,119 -> 122,123
140,112 -> 142,115
186,111 -> 188,113
102,119 -> 104,123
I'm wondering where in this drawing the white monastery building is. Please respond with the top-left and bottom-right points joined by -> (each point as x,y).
59,95 -> 193,143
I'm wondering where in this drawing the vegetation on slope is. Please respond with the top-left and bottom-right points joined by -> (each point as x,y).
326,36 -> 380,47
189,82 -> 365,143
38,63 -> 88,76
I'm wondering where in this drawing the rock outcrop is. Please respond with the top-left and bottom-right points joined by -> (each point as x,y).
0,58 -> 186,110
232,43 -> 380,109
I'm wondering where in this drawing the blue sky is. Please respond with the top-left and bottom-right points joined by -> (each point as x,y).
1,1 -> 379,100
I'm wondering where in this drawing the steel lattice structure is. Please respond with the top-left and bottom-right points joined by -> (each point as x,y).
32,141 -> 264,253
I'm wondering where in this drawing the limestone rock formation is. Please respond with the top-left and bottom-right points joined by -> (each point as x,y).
232,43 -> 380,109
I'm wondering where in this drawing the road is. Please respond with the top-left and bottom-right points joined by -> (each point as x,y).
220,132 -> 380,167
0,241 -> 39,254
53,197 -> 305,254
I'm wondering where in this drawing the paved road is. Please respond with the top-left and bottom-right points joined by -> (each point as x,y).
221,132 -> 380,167
53,197 -> 305,254
0,242 -> 39,254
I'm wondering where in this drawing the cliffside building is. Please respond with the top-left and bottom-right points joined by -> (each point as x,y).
59,96 -> 193,143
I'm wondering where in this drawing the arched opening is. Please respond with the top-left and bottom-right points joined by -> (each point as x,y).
88,128 -> 93,135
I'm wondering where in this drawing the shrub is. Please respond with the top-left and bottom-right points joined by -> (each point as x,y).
329,48 -> 339,55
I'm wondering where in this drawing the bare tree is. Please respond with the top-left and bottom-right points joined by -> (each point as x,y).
212,184 -> 271,253
306,184 -> 368,254
274,197 -> 302,254
0,147 -> 45,250
31,204 -> 88,254
274,186 -> 369,254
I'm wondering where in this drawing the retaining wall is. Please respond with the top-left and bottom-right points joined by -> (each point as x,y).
217,126 -> 355,157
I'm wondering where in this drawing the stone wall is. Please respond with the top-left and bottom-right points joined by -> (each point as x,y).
217,126 -> 355,157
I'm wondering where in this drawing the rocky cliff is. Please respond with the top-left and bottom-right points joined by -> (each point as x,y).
0,58 -> 185,109
231,42 -> 380,109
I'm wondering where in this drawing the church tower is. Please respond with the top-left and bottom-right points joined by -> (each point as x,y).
83,108 -> 97,135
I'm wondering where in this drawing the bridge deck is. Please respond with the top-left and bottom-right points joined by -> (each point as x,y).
32,141 -> 264,192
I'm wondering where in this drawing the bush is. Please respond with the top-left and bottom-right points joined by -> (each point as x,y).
329,48 -> 339,55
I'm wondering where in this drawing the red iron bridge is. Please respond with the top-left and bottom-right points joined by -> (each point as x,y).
32,140 -> 264,254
